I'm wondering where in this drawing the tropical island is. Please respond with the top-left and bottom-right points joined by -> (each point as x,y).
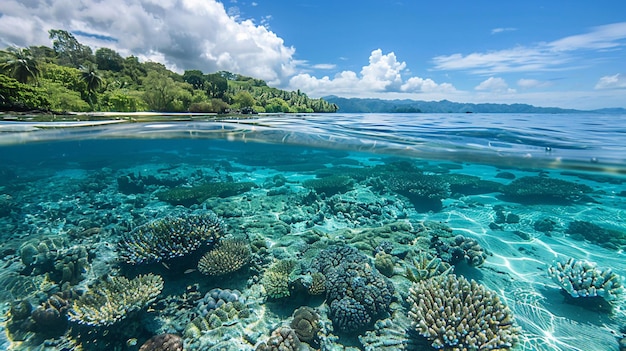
0,29 -> 339,116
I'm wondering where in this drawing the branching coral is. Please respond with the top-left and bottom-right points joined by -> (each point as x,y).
118,211 -> 225,264
197,237 -> 251,276
548,257 -> 624,302
68,273 -> 163,327
261,259 -> 298,299
408,274 -> 518,350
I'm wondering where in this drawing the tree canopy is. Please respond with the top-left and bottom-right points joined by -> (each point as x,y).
0,29 -> 338,114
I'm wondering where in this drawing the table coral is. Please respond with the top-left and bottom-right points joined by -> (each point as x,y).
68,273 -> 163,327
500,176 -> 593,204
408,274 -> 518,350
118,211 -> 225,264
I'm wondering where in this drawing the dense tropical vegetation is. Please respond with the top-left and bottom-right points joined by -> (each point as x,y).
0,29 -> 338,114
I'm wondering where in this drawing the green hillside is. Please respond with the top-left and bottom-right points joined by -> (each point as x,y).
0,29 -> 338,114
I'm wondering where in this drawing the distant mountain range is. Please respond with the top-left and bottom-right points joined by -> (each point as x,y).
323,96 -> 626,114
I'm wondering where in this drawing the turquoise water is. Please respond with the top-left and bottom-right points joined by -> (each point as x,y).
0,113 -> 625,351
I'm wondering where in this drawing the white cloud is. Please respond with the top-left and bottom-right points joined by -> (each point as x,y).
595,73 -> 626,89
517,78 -> 551,89
434,22 -> 626,74
491,27 -> 517,34
475,77 -> 516,93
289,49 -> 454,97
311,63 -> 337,70
0,0 -> 297,85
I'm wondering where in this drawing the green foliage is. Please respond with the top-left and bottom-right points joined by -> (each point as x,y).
95,47 -> 124,72
49,29 -> 94,68
0,74 -> 50,111
101,89 -> 147,112
0,47 -> 41,84
44,82 -> 90,112
142,70 -> 190,111
2,30 -> 337,113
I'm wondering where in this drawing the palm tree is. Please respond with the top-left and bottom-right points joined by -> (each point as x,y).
0,47 -> 40,84
80,63 -> 103,109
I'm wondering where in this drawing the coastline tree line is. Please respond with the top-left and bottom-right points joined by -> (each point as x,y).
0,29 -> 338,114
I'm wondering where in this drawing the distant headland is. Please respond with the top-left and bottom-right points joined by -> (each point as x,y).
323,95 -> 626,114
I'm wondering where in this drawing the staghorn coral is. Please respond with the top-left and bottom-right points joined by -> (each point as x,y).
256,326 -> 302,351
408,274 -> 518,350
139,333 -> 183,351
68,273 -> 163,327
548,257 -> 624,302
197,237 -> 251,276
119,211 -> 225,264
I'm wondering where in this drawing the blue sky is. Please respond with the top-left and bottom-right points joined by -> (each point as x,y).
1,0 -> 625,109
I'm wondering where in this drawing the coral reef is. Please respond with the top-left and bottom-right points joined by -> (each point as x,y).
383,171 -> 451,212
566,220 -> 626,251
118,211 -> 225,264
404,250 -> 453,282
18,237 -> 90,285
183,291 -> 261,351
68,273 -> 164,327
374,252 -> 395,277
197,237 -> 251,276
548,257 -> 624,302
290,306 -> 320,343
256,326 -> 302,351
311,245 -> 395,332
156,181 -> 256,206
261,259 -> 298,299
431,234 -> 487,267
31,292 -> 71,334
139,333 -> 183,351
408,274 -> 519,350
500,176 -> 593,204
302,175 -> 354,196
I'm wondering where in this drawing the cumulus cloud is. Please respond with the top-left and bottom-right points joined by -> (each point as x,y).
288,49 -> 454,97
595,73 -> 626,89
434,22 -> 626,74
0,0 -> 296,85
475,77 -> 516,93
517,78 -> 551,89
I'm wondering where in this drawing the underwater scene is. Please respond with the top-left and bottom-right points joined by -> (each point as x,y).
0,113 -> 625,351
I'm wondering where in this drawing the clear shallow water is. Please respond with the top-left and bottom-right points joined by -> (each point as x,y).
0,113 -> 625,351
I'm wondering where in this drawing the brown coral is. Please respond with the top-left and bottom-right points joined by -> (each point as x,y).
139,333 -> 183,351
290,306 -> 320,343
256,326 -> 302,351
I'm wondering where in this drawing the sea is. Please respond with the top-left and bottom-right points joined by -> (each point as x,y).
0,112 -> 624,351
